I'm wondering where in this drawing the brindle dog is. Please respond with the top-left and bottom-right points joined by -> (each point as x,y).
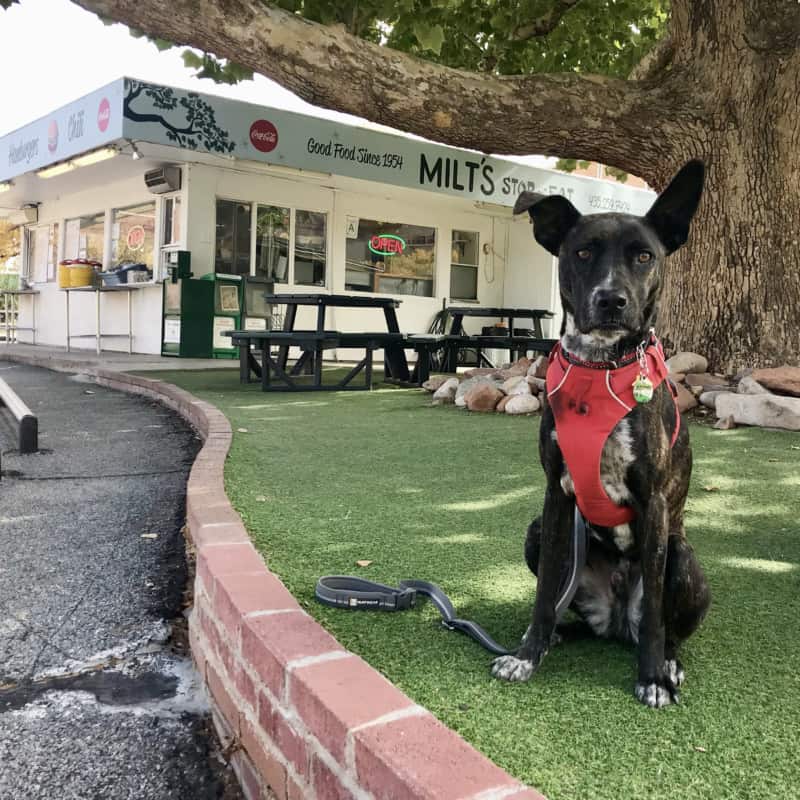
492,161 -> 711,708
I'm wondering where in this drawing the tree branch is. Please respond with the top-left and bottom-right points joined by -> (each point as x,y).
629,35 -> 675,82
72,0 -> 693,176
512,0 -> 582,42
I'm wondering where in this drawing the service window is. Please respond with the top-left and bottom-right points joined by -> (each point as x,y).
26,223 -> 59,283
345,218 -> 435,297
215,199 -> 252,275
255,205 -> 290,283
65,213 -> 105,263
294,210 -> 327,286
450,230 -> 480,300
111,201 -> 156,268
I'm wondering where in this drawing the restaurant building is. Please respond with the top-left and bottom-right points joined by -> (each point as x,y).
0,78 -> 655,356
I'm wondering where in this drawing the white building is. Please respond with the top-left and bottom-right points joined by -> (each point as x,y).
0,77 -> 655,356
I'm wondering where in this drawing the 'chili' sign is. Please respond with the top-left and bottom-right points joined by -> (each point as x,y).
369,234 -> 406,256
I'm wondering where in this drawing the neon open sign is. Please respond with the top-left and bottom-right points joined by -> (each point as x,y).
369,234 -> 406,256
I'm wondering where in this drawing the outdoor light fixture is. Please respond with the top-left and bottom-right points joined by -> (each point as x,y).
36,161 -> 77,179
0,181 -> 12,194
72,147 -> 117,167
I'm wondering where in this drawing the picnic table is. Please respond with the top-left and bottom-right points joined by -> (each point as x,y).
228,293 -> 447,391
442,305 -> 556,371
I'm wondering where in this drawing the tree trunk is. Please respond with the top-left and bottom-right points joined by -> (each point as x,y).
69,0 -> 800,371
650,1 -> 800,372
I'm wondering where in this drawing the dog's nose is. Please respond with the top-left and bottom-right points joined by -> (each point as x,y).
595,290 -> 628,311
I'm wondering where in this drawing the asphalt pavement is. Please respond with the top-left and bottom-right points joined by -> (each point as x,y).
0,361 -> 242,799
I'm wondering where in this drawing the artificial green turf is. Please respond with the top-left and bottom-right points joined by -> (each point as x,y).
145,368 -> 800,800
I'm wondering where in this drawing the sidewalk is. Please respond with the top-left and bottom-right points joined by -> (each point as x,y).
0,361 -> 241,799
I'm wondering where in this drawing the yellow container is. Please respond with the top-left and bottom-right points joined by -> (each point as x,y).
57,260 -> 73,288
68,259 -> 97,288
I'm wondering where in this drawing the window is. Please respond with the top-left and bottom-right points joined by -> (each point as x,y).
112,201 -> 156,268
27,223 -> 59,283
345,218 -> 435,297
65,212 -> 105,263
162,195 -> 182,246
255,205 -> 290,283
294,210 -> 327,286
215,199 -> 252,275
450,230 -> 480,300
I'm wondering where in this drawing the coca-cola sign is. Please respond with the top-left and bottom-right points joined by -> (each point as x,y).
249,119 -> 278,153
97,98 -> 111,132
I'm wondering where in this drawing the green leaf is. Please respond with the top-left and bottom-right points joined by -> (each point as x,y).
413,23 -> 445,55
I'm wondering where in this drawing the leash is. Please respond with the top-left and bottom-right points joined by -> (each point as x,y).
315,509 -> 588,657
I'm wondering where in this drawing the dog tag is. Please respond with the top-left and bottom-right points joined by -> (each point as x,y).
633,374 -> 654,404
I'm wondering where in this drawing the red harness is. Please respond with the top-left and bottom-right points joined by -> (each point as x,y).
545,336 -> 680,529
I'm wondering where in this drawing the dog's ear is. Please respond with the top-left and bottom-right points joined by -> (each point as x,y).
513,192 -> 581,257
645,160 -> 705,254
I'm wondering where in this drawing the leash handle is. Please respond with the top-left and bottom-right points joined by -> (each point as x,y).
315,512 -> 587,658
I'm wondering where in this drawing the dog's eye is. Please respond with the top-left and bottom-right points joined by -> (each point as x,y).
637,251 -> 653,264
576,249 -> 591,261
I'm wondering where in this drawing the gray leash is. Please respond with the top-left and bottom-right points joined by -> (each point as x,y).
315,509 -> 588,657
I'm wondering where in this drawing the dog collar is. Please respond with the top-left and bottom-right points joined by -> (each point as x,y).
559,330 -> 658,371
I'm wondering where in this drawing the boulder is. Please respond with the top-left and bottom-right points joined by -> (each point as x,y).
502,375 -> 531,397
666,352 -> 708,374
699,390 -> 728,409
455,376 -> 501,407
463,367 -> 504,380
751,366 -> 800,397
674,382 -> 698,413
465,383 -> 504,412
715,393 -> 800,431
527,376 -> 546,395
684,372 -> 730,392
505,394 -> 541,415
530,355 -> 549,379
737,376 -> 771,395
422,375 -> 450,392
431,377 -> 460,405
496,395 -> 511,413
499,357 -> 533,379
714,415 -> 737,430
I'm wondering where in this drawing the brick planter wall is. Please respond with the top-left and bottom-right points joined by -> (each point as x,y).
84,369 -> 543,800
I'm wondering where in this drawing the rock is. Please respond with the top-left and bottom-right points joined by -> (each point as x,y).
751,366 -> 800,397
431,377 -> 460,405
666,352 -> 708,375
669,372 -> 686,384
526,376 -> 546,395
699,390 -> 728,409
505,394 -> 541,415
674,382 -> 698,412
684,372 -> 730,392
496,395 -> 511,413
455,376 -> 500,407
733,366 -> 753,382
502,375 -> 531,397
715,393 -> 800,431
463,367 -> 504,379
530,355 -> 549,379
689,385 -> 704,397
465,383 -> 504,412
499,357 -> 533,379
422,375 -> 450,392
737,375 -> 771,395
714,415 -> 737,430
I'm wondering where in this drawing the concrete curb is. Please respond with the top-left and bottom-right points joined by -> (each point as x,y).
9,352 -> 543,800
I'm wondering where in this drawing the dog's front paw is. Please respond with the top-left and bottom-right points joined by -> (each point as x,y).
664,658 -> 685,688
491,654 -> 535,682
634,679 -> 679,708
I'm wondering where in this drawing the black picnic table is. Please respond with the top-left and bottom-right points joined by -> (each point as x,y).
226,293 -> 448,391
442,306 -> 556,371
